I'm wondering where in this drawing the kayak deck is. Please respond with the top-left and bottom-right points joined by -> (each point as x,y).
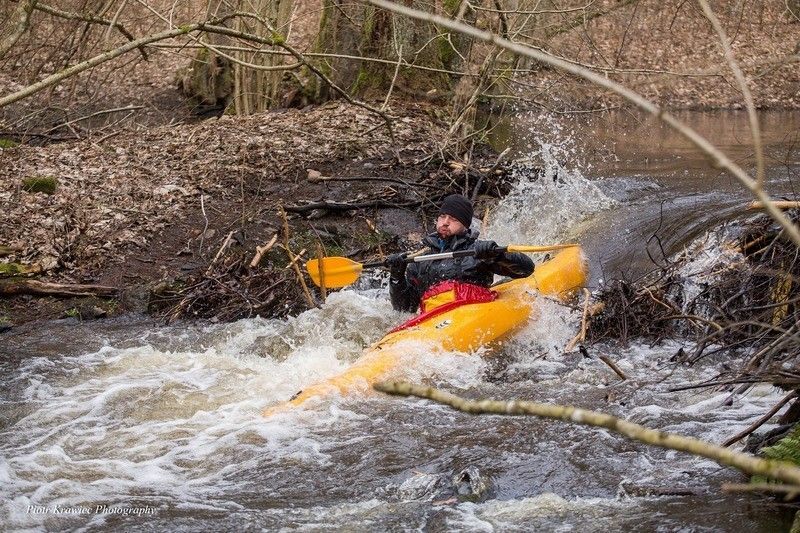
263,246 -> 587,416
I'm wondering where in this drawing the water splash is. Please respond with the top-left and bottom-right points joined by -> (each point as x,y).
485,144 -> 616,246
670,225 -> 746,311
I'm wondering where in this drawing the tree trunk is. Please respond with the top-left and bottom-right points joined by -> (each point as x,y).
0,0 -> 38,60
178,0 -> 293,115
229,0 -> 294,114
312,0 -> 470,102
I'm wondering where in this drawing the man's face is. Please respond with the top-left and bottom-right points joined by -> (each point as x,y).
436,213 -> 467,238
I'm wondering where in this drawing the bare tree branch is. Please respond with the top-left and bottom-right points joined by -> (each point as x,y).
375,381 -> 800,487
0,0 -> 38,60
697,0 -> 765,188
366,0 -> 800,247
0,23 -> 209,109
34,2 -> 148,60
201,22 -> 398,147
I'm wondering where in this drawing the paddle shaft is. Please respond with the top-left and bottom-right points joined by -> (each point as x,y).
306,243 -> 578,288
367,243 -> 578,268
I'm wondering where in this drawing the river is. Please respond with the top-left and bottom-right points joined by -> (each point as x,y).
2,111 -> 799,531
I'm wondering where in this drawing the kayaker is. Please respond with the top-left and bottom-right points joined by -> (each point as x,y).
387,194 -> 535,312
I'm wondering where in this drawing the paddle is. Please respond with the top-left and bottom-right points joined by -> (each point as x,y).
306,243 -> 578,288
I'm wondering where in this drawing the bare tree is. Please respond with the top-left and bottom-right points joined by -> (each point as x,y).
178,0 -> 295,114
0,0 -> 38,60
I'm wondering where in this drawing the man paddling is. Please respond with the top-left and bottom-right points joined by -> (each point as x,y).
388,194 -> 534,312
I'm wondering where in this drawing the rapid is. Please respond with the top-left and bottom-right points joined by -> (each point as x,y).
2,111 -> 799,531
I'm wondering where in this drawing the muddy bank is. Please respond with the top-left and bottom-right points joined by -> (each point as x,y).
0,101 -> 513,327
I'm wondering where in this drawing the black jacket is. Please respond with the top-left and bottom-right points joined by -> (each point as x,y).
389,229 -> 535,312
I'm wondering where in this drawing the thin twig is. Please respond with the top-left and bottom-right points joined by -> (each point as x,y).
280,206 -> 316,308
697,0 -> 765,188
566,288 -> 592,351
34,2 -> 148,59
206,231 -> 234,276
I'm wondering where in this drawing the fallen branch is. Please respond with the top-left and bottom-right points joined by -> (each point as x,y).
722,390 -> 798,448
598,354 -> 628,381
282,247 -> 307,269
307,174 -> 438,190
0,280 -> 117,297
285,199 -> 420,214
249,233 -> 278,268
374,381 -> 800,487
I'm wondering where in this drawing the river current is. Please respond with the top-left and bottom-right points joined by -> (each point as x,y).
2,111 -> 799,531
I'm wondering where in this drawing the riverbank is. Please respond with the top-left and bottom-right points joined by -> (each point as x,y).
0,100 -> 511,327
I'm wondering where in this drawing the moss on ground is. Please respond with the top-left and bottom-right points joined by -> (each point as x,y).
22,176 -> 57,194
0,263 -> 39,277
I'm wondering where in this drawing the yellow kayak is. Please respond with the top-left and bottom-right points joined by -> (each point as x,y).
264,246 -> 587,416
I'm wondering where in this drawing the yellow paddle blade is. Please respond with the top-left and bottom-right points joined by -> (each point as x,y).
306,257 -> 364,288
507,244 -> 578,253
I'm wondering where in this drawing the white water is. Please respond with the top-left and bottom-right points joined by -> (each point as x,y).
2,113 -> 796,531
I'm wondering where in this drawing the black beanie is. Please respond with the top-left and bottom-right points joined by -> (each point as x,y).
439,194 -> 473,228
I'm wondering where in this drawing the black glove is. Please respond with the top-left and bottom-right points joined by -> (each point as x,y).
386,252 -> 408,277
474,240 -> 503,261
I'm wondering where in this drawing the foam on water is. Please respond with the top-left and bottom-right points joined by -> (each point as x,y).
671,226 -> 747,310
0,285 -> 505,529
1,289 -> 409,527
448,494 -> 641,532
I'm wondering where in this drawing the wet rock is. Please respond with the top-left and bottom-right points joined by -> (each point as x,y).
452,466 -> 488,502
745,423 -> 796,454
73,304 -> 108,320
120,285 -> 150,313
396,466 -> 490,503
397,472 -> 445,501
